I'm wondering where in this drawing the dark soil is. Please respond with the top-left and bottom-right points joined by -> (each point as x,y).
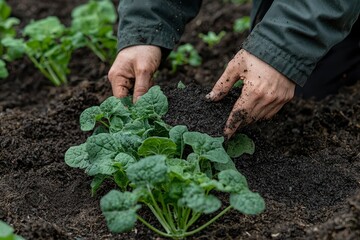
1,1 -> 360,239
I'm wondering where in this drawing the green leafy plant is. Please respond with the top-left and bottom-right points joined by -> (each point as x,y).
233,16 -> 251,33
65,86 -> 265,239
198,31 -> 226,48
0,0 -> 23,79
168,43 -> 202,73
0,220 -> 24,240
22,16 -> 72,86
70,0 -> 117,62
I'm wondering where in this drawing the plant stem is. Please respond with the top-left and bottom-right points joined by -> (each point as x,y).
147,186 -> 172,233
183,206 -> 232,237
137,215 -> 173,238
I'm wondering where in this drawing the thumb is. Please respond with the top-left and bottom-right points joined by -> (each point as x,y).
133,69 -> 152,103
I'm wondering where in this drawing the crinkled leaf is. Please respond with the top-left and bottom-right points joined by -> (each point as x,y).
100,190 -> 140,233
133,86 -> 168,117
113,132 -> 142,158
0,220 -> 13,237
122,119 -> 146,136
178,184 -> 221,214
166,158 -> 193,180
169,125 -> 188,157
114,170 -> 129,190
218,169 -> 248,193
80,106 -> 103,131
114,152 -> 136,169
148,120 -> 171,137
100,96 -> 130,119
183,132 -> 230,163
64,143 -> 89,169
23,16 -> 65,40
85,133 -> 123,175
230,190 -> 265,215
213,158 -> 237,172
226,133 -> 255,158
126,155 -> 167,186
138,137 -> 177,157
109,115 -> 124,133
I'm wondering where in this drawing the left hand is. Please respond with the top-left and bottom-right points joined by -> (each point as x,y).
206,49 -> 296,139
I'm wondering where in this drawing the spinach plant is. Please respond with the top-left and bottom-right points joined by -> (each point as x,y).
233,16 -> 250,33
0,220 -> 24,240
65,86 -> 264,239
198,31 -> 226,48
23,16 -> 72,86
168,43 -> 202,73
0,0 -> 23,79
70,0 -> 117,62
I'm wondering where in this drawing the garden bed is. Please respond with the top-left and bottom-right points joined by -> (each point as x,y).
1,0 -> 360,239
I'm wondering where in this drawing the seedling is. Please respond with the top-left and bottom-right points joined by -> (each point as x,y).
70,0 -> 117,62
198,31 -> 226,48
0,220 -> 24,240
65,86 -> 264,239
0,0 -> 23,79
233,16 -> 250,33
23,16 -> 71,86
168,43 -> 202,73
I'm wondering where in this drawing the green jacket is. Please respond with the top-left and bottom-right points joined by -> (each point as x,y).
117,0 -> 360,86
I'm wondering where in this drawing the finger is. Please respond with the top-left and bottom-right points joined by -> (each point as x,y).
223,94 -> 256,139
108,75 -> 134,98
133,69 -> 152,103
206,60 -> 241,102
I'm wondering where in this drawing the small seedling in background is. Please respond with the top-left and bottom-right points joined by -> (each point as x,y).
177,80 -> 186,89
0,0 -> 23,79
198,31 -> 226,48
233,80 -> 243,88
233,16 -> 250,33
70,0 -> 117,62
168,43 -> 202,73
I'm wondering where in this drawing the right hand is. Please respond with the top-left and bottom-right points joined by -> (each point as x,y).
108,45 -> 162,103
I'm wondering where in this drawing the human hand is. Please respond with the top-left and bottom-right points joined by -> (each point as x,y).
108,45 -> 162,103
206,49 -> 295,139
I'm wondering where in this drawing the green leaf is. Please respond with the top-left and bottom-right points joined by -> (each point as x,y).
100,96 -> 130,119
166,158 -> 193,180
0,220 -> 14,238
1,37 -> 25,61
0,59 -> 8,79
178,184 -> 221,214
23,16 -> 65,40
233,16 -> 250,33
133,85 -> 168,117
126,155 -> 167,186
79,106 -> 103,131
100,190 -> 140,233
113,132 -> 142,158
183,132 -> 231,164
64,143 -> 89,169
177,81 -> 186,89
138,137 -> 177,157
0,0 -> 11,20
169,125 -> 188,157
90,174 -> 107,196
230,190 -> 265,215
226,133 -> 255,158
114,152 -> 136,169
122,119 -> 147,136
213,158 -> 237,172
218,169 -> 248,193
85,133 -> 123,175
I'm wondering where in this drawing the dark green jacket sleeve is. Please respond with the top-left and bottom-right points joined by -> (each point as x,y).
243,1 -> 360,86
117,0 -> 202,52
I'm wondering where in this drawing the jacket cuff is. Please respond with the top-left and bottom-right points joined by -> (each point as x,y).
242,31 -> 314,87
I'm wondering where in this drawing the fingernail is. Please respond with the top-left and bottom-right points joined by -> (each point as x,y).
205,91 -> 214,100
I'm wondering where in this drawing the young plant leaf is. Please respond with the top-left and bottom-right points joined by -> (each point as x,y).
226,133 -> 255,158
100,190 -> 140,233
218,169 -> 248,193
138,137 -> 177,157
133,86 -> 168,118
183,132 -> 231,164
126,155 -> 168,186
230,190 -> 265,215
64,143 -> 89,169
79,106 -> 103,131
169,125 -> 188,157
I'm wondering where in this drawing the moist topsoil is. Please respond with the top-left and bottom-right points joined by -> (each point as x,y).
1,0 -> 360,239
